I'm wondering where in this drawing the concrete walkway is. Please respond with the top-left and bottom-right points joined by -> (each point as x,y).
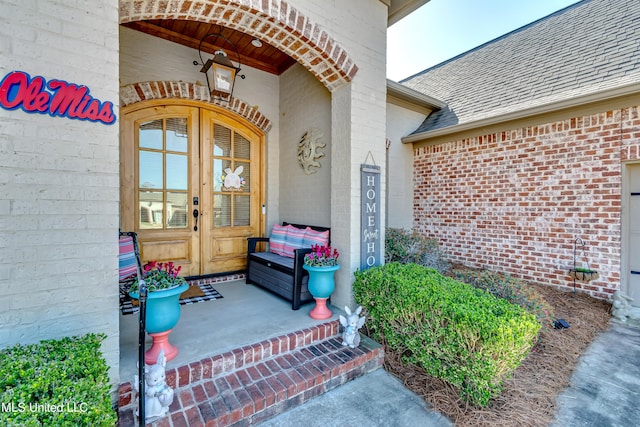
551,322 -> 640,427
259,322 -> 640,427
257,368 -> 453,427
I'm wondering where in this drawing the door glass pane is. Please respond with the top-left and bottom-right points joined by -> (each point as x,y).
214,194 -> 231,227
166,118 -> 188,152
234,132 -> 251,159
139,151 -> 163,189
139,191 -> 163,229
236,161 -> 250,192
217,159 -> 236,191
214,125 -> 231,156
167,192 -> 188,228
213,159 -> 224,192
234,195 -> 250,226
139,120 -> 163,149
166,154 -> 187,190
211,122 -> 255,229
138,117 -> 190,231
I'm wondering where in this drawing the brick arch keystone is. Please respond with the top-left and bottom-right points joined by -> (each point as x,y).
119,0 -> 358,91
120,81 -> 272,132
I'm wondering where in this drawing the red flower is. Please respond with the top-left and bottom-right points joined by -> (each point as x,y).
304,244 -> 340,267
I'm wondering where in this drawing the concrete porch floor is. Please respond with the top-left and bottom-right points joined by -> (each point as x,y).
118,279 -> 342,384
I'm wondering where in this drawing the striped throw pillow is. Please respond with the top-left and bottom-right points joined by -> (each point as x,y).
303,227 -> 329,248
282,225 -> 307,258
269,224 -> 288,256
119,236 -> 138,281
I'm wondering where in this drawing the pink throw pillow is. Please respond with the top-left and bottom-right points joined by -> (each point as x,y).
269,224 -> 288,256
282,225 -> 306,258
303,227 -> 329,248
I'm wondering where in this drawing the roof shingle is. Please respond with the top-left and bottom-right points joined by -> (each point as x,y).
402,0 -> 640,135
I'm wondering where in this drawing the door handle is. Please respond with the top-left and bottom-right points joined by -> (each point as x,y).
193,209 -> 199,231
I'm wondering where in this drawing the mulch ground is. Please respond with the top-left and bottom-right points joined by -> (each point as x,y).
374,283 -> 612,427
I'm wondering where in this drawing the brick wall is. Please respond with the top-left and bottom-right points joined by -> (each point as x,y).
414,106 -> 640,299
0,0 -> 121,385
323,0 -> 388,310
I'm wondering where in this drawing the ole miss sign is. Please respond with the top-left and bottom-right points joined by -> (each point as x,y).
0,70 -> 116,125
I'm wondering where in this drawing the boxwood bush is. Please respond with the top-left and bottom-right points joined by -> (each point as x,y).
0,333 -> 117,426
452,269 -> 555,329
385,228 -> 450,273
354,262 -> 540,406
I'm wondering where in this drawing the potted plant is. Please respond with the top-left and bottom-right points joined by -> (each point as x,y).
569,266 -> 599,282
303,245 -> 340,319
129,261 -> 189,364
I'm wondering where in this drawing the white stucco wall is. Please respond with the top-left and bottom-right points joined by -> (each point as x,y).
278,64 -> 332,227
385,103 -> 427,229
0,0 -> 120,384
120,26 -> 281,233
293,0 -> 389,309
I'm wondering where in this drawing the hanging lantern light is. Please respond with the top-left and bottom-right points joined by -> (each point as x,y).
196,33 -> 245,102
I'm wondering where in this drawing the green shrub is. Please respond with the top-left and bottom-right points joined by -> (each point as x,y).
452,269 -> 555,329
354,263 -> 540,406
0,333 -> 117,427
385,228 -> 450,273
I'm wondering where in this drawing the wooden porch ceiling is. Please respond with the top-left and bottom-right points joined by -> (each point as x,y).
122,20 -> 298,75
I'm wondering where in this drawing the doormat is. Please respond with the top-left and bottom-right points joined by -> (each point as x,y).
119,283 -> 223,316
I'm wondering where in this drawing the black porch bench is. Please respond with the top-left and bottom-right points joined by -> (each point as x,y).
246,222 -> 330,310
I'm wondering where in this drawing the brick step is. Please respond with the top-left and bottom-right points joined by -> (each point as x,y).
117,320 -> 384,426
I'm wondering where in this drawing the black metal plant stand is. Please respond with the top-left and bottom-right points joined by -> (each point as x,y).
137,281 -> 147,425
130,234 -> 147,426
569,237 -> 599,294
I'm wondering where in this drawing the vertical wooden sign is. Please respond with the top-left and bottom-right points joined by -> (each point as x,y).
361,164 -> 381,270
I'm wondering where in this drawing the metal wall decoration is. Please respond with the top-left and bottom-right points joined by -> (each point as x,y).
361,162 -> 381,270
298,128 -> 325,175
0,70 -> 116,125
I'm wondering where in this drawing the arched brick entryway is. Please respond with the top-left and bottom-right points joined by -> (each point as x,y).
120,81 -> 272,132
119,0 -> 358,91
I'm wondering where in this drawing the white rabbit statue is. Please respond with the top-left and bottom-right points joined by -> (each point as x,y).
133,350 -> 174,421
611,291 -> 635,324
339,305 -> 366,348
223,166 -> 243,189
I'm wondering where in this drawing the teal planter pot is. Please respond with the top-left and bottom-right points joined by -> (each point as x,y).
130,283 -> 189,363
303,264 -> 340,319
130,283 -> 189,333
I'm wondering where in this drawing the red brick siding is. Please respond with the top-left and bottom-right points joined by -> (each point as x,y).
413,106 -> 640,299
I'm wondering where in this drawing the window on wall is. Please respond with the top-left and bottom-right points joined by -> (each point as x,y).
138,117 -> 189,229
211,124 -> 251,227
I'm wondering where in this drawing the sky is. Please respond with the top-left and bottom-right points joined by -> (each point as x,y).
387,0 -> 583,82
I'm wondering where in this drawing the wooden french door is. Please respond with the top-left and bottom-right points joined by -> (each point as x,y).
120,103 -> 264,276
